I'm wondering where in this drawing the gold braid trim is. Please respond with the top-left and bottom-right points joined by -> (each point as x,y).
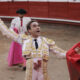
23,51 -> 31,55
42,61 -> 50,80
25,59 -> 33,80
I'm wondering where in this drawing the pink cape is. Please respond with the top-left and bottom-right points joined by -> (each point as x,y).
8,27 -> 26,67
8,41 -> 24,66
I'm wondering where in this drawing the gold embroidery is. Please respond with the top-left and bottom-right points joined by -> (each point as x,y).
21,34 -> 27,39
37,54 -> 42,57
24,37 -> 51,80
43,55 -> 49,61
54,45 -> 65,53
25,59 -> 33,80
43,51 -> 48,54
24,37 -> 49,59
32,50 -> 37,53
32,54 -> 36,58
37,50 -> 41,53
31,54 -> 42,58
42,61 -> 50,80
23,51 -> 31,55
46,38 -> 54,44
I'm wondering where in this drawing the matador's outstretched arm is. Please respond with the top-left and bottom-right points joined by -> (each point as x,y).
0,19 -> 19,41
0,19 -> 29,44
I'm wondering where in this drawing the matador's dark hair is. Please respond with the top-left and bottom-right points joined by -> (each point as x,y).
27,20 -> 38,31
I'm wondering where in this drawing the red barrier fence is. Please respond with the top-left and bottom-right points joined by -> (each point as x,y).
0,1 -> 80,22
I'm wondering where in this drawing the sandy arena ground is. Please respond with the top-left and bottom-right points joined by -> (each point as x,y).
0,21 -> 80,80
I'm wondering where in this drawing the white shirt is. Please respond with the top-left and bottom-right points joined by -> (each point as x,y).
10,17 -> 31,34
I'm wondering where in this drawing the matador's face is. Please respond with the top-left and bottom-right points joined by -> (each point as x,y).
29,22 -> 41,38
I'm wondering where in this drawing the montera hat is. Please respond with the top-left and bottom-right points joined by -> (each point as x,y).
16,9 -> 27,14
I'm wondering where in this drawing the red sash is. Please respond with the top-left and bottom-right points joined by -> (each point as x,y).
13,28 -> 19,34
21,18 -> 23,27
34,60 -> 42,70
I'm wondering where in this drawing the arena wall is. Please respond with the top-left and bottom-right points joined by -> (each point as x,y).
0,0 -> 80,24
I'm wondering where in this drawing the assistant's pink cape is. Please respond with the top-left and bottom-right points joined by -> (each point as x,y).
8,28 -> 24,66
66,42 -> 80,80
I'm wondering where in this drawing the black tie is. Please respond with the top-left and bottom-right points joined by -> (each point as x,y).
34,39 -> 38,49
